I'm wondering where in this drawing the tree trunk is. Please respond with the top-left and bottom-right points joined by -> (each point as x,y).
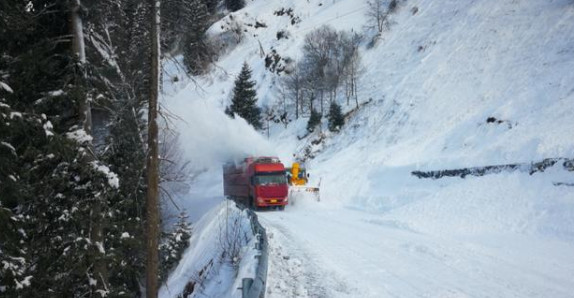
146,0 -> 161,297
309,92 -> 314,112
320,91 -> 324,115
295,90 -> 300,119
71,1 -> 108,295
354,76 -> 359,109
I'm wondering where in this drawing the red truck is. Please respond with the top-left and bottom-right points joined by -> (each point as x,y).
223,156 -> 289,210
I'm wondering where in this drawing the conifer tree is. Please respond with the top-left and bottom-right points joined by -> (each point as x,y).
227,62 -> 263,130
0,0 -> 193,295
328,101 -> 345,132
225,0 -> 245,12
159,212 -> 192,282
0,0 -> 153,295
307,108 -> 322,133
203,0 -> 219,14
0,1 -> 121,295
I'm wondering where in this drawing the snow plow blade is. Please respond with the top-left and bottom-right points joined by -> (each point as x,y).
289,186 -> 320,201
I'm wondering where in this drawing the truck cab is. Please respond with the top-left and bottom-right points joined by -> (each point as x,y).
223,157 -> 289,209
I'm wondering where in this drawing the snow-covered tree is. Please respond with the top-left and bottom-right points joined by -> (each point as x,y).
225,0 -> 245,12
328,101 -> 345,132
203,0 -> 219,14
307,108 -> 322,133
227,63 -> 263,130
163,0 -> 210,52
159,212 -> 192,281
0,0 -> 157,296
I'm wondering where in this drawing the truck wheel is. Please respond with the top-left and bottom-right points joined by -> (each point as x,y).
278,206 -> 285,211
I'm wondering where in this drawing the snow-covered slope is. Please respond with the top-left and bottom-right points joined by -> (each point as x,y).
162,0 -> 574,297
166,0 -> 574,172
315,0 -> 574,165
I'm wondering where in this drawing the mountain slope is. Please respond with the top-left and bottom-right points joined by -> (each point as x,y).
161,0 -> 574,297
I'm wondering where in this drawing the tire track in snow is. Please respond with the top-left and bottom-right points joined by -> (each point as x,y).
258,207 -> 574,298
262,217 -> 359,298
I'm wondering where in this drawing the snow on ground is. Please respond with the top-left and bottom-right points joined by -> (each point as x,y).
160,201 -> 260,298
261,188 -> 574,297
161,0 -> 574,297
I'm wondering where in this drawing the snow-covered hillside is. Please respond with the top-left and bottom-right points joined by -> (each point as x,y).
161,0 -> 574,297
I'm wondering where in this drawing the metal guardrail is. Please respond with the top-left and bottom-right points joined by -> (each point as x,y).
242,208 -> 269,298
412,157 -> 574,179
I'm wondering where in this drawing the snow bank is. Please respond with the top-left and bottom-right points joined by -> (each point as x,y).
160,201 -> 260,298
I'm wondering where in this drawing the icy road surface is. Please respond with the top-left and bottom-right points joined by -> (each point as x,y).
259,203 -> 574,298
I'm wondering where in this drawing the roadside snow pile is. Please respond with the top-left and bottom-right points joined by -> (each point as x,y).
160,201 -> 260,298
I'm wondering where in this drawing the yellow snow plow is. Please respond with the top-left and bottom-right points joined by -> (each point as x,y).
287,162 -> 320,201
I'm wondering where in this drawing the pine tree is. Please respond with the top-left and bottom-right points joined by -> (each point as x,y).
1,0 -> 197,295
203,0 -> 219,14
159,212 -> 192,282
227,62 -> 263,130
328,101 -> 345,132
163,0 -> 210,53
307,108 -> 322,133
85,0 -> 150,295
0,0 -> 150,296
225,0 -> 245,12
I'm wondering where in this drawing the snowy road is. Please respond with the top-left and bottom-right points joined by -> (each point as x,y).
259,203 -> 574,298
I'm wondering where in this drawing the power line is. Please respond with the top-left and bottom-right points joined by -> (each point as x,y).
290,4 -> 368,35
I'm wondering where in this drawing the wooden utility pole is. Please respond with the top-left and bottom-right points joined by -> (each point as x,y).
146,0 -> 161,297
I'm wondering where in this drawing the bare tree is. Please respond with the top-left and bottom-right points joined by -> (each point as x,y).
340,31 -> 363,108
299,26 -> 364,113
366,0 -> 387,33
301,25 -> 338,114
159,128 -> 192,207
146,0 -> 161,297
282,66 -> 305,119
366,0 -> 398,33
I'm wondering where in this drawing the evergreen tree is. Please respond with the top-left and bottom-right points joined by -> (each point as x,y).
183,33 -> 216,75
159,212 -> 192,282
0,1 -> 120,295
0,0 -> 151,295
307,108 -> 322,133
328,101 -> 345,132
163,0 -> 210,53
225,0 -> 245,12
0,0 -> 192,295
227,63 -> 263,130
203,0 -> 219,14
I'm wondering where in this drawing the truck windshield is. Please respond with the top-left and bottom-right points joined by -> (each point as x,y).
253,174 -> 286,185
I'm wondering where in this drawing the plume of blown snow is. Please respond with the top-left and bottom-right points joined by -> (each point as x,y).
164,89 -> 275,169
